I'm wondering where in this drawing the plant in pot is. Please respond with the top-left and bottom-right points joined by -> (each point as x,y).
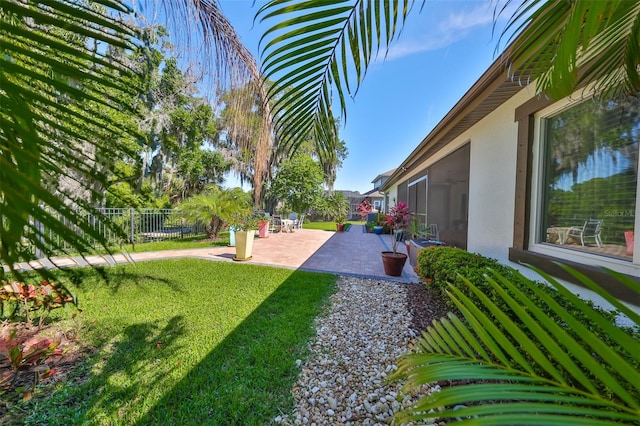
318,192 -> 350,232
228,213 -> 259,261
381,201 -> 411,276
256,214 -> 271,238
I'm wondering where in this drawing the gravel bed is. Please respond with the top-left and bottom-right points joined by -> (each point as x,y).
275,276 -> 450,425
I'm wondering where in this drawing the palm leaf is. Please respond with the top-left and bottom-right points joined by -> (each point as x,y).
502,0 -> 640,100
257,0 -> 414,157
1,0 -> 140,276
392,266 -> 640,424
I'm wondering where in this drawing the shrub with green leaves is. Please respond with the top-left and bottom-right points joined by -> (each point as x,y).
415,246 -> 620,324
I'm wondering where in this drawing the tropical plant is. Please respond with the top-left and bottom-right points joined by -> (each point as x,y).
502,0 -> 640,100
385,201 -> 411,253
356,198 -> 373,221
257,0 -> 640,155
392,265 -> 640,424
408,214 -> 428,239
0,280 -> 75,327
257,0 -> 413,156
318,192 -> 350,224
1,0 -> 266,275
1,328 -> 62,395
1,1 -> 139,274
173,186 -> 251,239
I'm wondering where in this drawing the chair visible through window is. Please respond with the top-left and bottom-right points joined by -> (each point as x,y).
567,219 -> 603,247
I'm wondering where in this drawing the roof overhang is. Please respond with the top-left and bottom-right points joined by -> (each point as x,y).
381,44 -> 536,191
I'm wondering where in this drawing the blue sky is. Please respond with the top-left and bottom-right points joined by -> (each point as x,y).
217,0 -> 518,193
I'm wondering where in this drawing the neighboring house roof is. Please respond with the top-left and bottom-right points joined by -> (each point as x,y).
336,190 -> 363,199
362,189 -> 384,198
381,41 -> 532,192
371,169 -> 396,185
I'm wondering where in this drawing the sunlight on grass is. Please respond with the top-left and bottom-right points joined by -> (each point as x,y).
24,259 -> 337,425
303,221 -> 359,231
119,232 -> 230,252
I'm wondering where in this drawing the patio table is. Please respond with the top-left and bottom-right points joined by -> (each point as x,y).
281,219 -> 294,233
547,226 -> 572,245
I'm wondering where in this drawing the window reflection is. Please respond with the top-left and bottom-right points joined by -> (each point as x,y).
542,94 -> 640,260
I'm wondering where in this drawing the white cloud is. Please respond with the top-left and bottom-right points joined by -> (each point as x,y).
383,1 -> 517,61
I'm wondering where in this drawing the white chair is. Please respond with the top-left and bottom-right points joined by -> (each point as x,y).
295,214 -> 305,231
567,219 -> 603,247
428,224 -> 440,241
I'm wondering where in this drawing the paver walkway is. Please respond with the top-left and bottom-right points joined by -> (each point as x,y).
9,225 -> 420,282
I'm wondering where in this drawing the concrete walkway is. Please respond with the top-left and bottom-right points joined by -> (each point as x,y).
10,225 -> 420,283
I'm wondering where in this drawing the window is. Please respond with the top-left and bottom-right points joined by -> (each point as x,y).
539,94 -> 640,261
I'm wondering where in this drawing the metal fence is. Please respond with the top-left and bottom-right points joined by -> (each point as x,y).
33,208 -> 205,257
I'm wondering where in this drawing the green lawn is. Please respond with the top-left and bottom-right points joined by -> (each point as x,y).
107,232 -> 230,253
22,259 -> 337,425
303,221 -> 360,231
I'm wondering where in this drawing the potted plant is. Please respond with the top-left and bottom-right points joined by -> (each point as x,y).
257,215 -> 271,238
229,214 -> 259,261
318,192 -> 350,232
381,201 -> 411,276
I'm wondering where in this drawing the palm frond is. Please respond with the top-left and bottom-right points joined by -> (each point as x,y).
1,0 -> 140,276
393,266 -> 640,425
502,0 -> 640,100
257,0 -> 414,156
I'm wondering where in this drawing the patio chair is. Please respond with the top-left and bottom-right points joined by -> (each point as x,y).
567,219 -> 603,247
295,214 -> 305,231
428,224 -> 440,241
270,215 -> 282,233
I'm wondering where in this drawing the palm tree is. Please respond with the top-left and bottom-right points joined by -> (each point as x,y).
501,0 -> 640,100
174,186 -> 251,239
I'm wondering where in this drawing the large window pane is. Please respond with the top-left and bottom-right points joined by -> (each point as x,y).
541,94 -> 640,260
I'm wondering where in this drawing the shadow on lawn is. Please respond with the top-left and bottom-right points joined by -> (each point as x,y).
75,316 -> 187,425
132,269 -> 336,426
61,265 -> 179,294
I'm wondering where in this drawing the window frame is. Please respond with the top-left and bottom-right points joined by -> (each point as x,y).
527,96 -> 640,274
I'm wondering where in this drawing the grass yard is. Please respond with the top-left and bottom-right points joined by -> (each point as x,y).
303,221 -> 358,231
15,259 -> 337,425
106,232 -> 231,253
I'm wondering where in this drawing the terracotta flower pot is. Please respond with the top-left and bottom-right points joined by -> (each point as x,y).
258,220 -> 270,238
381,251 -> 407,276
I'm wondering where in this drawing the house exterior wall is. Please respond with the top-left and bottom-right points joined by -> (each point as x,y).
386,85 -> 640,307
466,88 -> 533,262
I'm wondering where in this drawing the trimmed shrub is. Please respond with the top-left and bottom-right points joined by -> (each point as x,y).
416,246 -> 623,323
